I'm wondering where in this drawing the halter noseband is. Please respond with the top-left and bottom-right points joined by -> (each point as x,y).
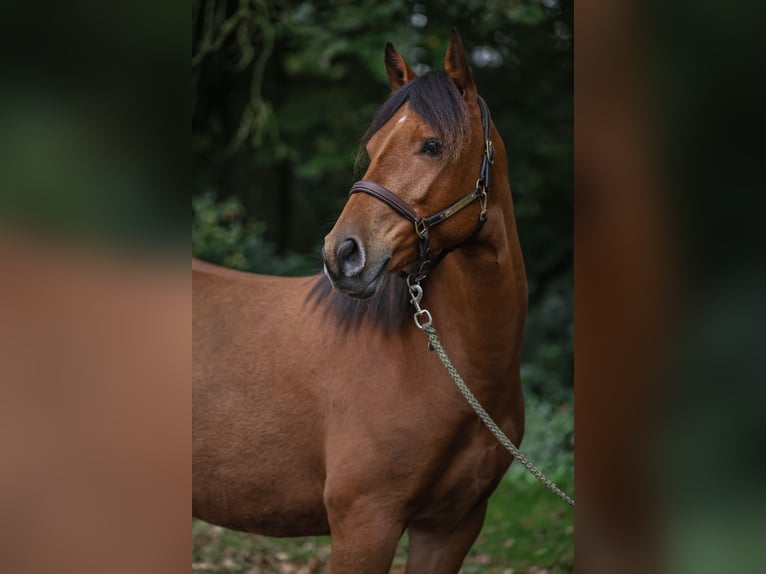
349,96 -> 495,285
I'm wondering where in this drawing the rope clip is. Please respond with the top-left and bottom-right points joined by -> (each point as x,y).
407,279 -> 434,338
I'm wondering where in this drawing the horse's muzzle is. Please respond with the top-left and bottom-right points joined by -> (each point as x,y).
323,238 -> 390,299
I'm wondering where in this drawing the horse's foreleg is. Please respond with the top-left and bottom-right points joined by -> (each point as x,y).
403,500 -> 488,574
324,494 -> 404,574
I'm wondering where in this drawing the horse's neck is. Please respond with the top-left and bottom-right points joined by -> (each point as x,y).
428,182 -> 527,375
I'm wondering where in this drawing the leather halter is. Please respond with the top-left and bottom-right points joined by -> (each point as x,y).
349,96 -> 495,284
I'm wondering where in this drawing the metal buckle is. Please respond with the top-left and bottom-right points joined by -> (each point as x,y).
414,218 -> 428,238
479,189 -> 488,220
486,140 -> 495,165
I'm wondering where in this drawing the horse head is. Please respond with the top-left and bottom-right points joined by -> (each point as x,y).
323,30 -> 493,299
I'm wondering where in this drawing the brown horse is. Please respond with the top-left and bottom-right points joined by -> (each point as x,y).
193,30 -> 527,573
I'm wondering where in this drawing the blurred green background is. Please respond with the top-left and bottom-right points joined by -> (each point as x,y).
192,0 -> 572,571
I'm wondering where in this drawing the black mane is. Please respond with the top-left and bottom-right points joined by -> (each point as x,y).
306,273 -> 411,334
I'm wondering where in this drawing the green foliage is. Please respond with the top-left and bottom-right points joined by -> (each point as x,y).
507,394 -> 574,486
522,271 -> 574,404
192,192 -> 318,276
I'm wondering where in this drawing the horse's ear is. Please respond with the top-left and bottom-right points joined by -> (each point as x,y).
385,42 -> 417,91
444,28 -> 475,98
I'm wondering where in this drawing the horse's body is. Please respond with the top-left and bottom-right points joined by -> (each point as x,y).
193,31 -> 527,573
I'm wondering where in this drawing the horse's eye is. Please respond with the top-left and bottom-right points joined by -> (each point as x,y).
421,138 -> 443,158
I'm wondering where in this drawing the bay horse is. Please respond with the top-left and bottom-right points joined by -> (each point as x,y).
193,30 -> 527,573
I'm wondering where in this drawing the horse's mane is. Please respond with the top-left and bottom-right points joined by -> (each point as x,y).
306,273 -> 411,334
309,71 -> 471,332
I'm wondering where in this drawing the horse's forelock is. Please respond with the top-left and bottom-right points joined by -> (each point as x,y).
357,71 -> 470,168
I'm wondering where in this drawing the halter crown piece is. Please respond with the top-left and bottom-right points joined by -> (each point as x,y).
349,96 -> 495,286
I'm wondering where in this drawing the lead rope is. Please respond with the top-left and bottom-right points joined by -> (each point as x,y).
408,280 -> 575,508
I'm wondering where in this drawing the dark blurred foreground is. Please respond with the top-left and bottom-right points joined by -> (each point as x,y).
0,236 -> 189,574
576,0 -> 766,572
0,2 -> 189,573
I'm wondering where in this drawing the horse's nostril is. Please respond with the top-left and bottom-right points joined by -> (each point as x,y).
337,238 -> 355,260
336,237 -> 365,277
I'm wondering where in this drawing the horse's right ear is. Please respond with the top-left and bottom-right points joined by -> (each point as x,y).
444,28 -> 475,98
384,42 -> 416,91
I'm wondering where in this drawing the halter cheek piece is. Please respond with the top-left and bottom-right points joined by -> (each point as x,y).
349,96 -> 495,285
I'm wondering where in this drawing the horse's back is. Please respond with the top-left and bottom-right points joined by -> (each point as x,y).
192,260 -> 329,536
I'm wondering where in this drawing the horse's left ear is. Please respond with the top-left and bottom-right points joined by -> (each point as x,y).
444,28 -> 475,97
